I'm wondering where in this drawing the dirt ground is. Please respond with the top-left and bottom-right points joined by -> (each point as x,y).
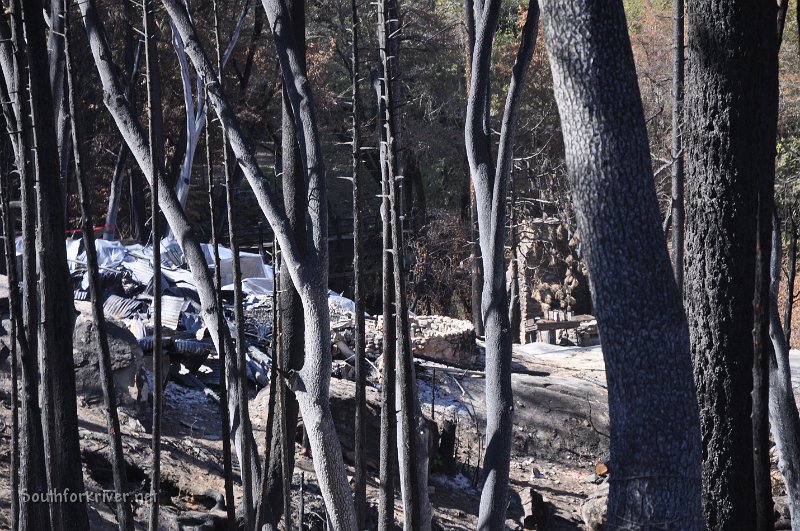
0,342 -> 614,530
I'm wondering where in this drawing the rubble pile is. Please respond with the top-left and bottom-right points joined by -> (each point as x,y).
356,314 -> 476,368
35,236 -> 476,405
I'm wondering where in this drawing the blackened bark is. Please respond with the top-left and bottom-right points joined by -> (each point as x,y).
351,0 -> 367,524
24,0 -> 88,526
104,36 -> 143,242
48,0 -> 70,223
65,10 -> 135,528
0,140 -> 20,531
125,0 -> 148,244
163,0 -> 357,525
785,216 -> 797,345
686,0 -> 778,527
540,0 -> 704,527
374,69 -> 397,531
768,215 -> 800,531
377,0 -> 422,526
255,240 -> 279,530
508,175 -> 520,343
78,0 -> 261,501
211,2 -> 255,524
265,0 -> 306,522
203,94 -> 236,529
671,0 -> 684,292
465,0 -> 537,526
143,1 -> 165,528
2,6 -> 48,528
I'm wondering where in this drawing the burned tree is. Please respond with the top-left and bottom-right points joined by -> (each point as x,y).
23,0 -> 88,526
0,6 -> 49,529
373,66 -> 397,531
263,0 -> 308,524
350,0 -> 367,525
768,215 -> 800,530
162,0 -> 359,524
64,7 -> 134,529
685,0 -> 778,527
540,0 -> 703,526
77,0 -> 262,499
143,0 -> 165,528
464,0 -> 538,526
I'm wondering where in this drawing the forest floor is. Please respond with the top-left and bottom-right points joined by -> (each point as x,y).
0,341 -> 790,530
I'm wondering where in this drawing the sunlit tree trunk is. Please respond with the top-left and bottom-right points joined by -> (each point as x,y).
540,0 -> 704,526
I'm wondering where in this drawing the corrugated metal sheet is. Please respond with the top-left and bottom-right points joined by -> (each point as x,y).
124,258 -> 154,286
161,295 -> 184,330
73,290 -> 89,301
103,294 -> 145,319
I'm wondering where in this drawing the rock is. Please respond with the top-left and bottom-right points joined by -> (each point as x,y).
772,496 -> 791,529
519,486 -> 549,529
72,300 -> 147,406
581,482 -> 608,531
326,378 -> 383,469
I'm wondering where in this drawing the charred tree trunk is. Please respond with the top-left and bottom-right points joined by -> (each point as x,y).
465,0 -> 538,526
23,0 -> 89,526
255,239 -> 279,530
0,135 -> 20,531
463,0 -> 483,338
48,0 -> 69,224
0,6 -> 49,529
685,0 -> 778,527
785,215 -> 797,345
508,173 -> 520,343
104,36 -> 143,242
374,68 -> 397,531
163,0 -> 357,525
265,0 -> 307,523
671,0 -> 684,292
203,93 -> 236,528
65,9 -> 135,529
143,1 -> 165,528
377,1 -> 420,527
211,1 -> 255,524
78,0 -> 262,502
540,0 -> 704,526
350,0 -> 367,526
768,215 -> 800,531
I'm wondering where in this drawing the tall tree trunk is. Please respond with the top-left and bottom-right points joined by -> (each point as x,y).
203,92 -> 236,529
78,0 -> 262,501
508,173 -> 520,343
0,136 -> 20,531
265,0 -> 307,522
541,0 -> 705,526
374,69 -> 397,531
65,8 -> 135,528
671,0 -> 684,292
463,0 -> 483,338
350,0 -> 367,525
48,0 -> 70,224
23,0 -> 88,526
211,1 -> 255,524
255,239 -> 279,530
0,6 -> 49,529
768,214 -> 800,531
376,0 -> 425,527
143,1 -> 165,528
163,0 -> 357,525
785,216 -> 797,345
685,0 -> 778,527
465,0 -> 538,527
104,32 -> 143,242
